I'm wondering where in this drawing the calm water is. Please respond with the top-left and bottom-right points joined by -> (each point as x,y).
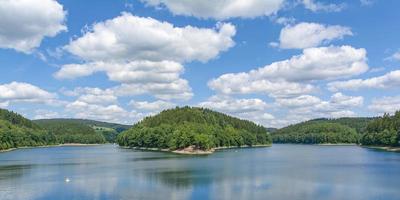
0,144 -> 399,200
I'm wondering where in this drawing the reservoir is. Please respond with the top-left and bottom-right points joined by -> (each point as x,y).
0,144 -> 399,200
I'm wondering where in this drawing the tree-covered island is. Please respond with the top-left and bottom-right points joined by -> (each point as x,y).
117,106 -> 272,154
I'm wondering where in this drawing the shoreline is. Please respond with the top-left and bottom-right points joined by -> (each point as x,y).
123,144 -> 272,155
362,146 -> 400,152
0,143 -> 103,153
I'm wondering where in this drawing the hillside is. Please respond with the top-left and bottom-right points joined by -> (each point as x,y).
34,119 -> 130,142
0,109 -> 57,150
117,106 -> 272,153
35,120 -> 106,144
361,111 -> 400,147
308,117 -> 374,134
272,120 -> 359,144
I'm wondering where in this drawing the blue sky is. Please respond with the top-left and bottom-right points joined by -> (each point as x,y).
0,0 -> 399,127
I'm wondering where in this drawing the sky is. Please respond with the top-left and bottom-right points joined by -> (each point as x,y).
0,0 -> 399,128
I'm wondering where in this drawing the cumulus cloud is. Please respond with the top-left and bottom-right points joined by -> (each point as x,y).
129,100 -> 176,111
386,51 -> 400,61
328,70 -> 400,91
141,0 -> 285,20
369,96 -> 400,114
57,13 -> 236,100
302,0 -> 345,12
199,95 -> 274,126
209,46 -> 368,97
277,22 -> 353,49
275,93 -> 362,125
0,82 -> 60,106
0,0 -> 67,53
65,100 -> 142,124
64,12 -> 235,63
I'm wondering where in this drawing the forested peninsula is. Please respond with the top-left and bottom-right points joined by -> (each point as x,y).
117,107 -> 272,154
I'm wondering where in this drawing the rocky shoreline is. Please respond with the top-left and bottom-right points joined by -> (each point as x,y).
0,143 -> 102,153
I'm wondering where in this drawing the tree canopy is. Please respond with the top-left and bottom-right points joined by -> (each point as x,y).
360,111 -> 400,147
272,121 -> 359,144
117,106 -> 271,150
0,109 -> 56,150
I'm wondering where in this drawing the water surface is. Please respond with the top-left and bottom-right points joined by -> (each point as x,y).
0,144 -> 399,200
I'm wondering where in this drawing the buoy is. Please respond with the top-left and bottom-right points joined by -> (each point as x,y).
65,178 -> 70,183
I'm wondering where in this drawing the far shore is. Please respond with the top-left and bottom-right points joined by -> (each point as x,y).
0,143 -> 103,153
122,144 -> 272,155
362,146 -> 400,152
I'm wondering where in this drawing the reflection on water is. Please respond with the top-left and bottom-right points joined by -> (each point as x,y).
0,144 -> 400,200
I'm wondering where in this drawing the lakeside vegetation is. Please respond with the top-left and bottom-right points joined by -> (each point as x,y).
35,120 -> 106,144
0,108 -> 129,151
272,121 -> 360,144
34,119 -> 130,143
117,107 -> 272,152
0,109 -> 57,150
360,111 -> 400,147
272,112 -> 399,148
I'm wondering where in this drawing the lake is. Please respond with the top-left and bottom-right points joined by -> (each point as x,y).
0,144 -> 399,200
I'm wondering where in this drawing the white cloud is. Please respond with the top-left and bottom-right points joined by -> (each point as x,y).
112,80 -> 193,101
129,100 -> 176,111
141,0 -> 285,20
302,0 -> 345,12
360,0 -> 374,6
209,46 -> 367,97
330,92 -> 364,107
199,95 -> 274,127
278,22 -> 352,49
276,95 -> 321,108
33,109 -> 60,119
58,13 -> 235,100
369,96 -> 400,114
328,70 -> 400,91
65,12 -> 235,63
65,100 -> 142,124
0,0 -> 67,53
0,82 -> 60,105
274,93 -> 362,126
386,51 -> 400,61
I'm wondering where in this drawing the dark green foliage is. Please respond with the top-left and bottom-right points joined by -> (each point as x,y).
117,106 -> 271,150
360,111 -> 400,147
309,117 -> 374,134
0,109 -> 57,150
34,118 -> 130,142
272,121 -> 359,144
35,121 -> 106,144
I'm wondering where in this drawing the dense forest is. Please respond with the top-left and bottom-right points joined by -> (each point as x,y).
34,119 -> 130,142
35,120 -> 106,144
0,109 -> 57,150
272,121 -> 360,144
117,107 -> 272,150
360,111 -> 400,147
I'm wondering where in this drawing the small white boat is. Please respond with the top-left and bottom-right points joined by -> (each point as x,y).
65,178 -> 70,183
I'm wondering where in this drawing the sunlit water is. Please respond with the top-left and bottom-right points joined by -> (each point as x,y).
0,144 -> 399,200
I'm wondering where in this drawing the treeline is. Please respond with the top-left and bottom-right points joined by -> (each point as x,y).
117,107 -> 271,150
360,111 -> 400,147
35,119 -> 127,143
0,109 -> 57,150
35,121 -> 106,144
272,121 -> 359,144
1,109 -> 108,151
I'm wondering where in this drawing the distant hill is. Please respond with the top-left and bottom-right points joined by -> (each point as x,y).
0,108 -> 56,150
35,120 -> 106,144
308,117 -> 375,134
272,119 -> 362,144
34,119 -> 130,142
117,106 -> 272,151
